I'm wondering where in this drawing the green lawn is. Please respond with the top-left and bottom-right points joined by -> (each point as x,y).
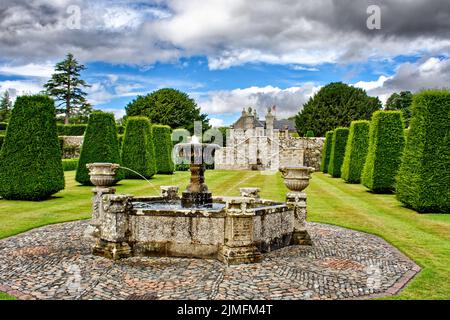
0,170 -> 449,299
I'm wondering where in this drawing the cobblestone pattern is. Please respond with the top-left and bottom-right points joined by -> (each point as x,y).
0,221 -> 420,300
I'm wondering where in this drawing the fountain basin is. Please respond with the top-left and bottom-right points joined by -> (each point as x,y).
91,188 -> 296,264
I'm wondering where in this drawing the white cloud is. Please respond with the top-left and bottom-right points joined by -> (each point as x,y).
209,118 -> 224,127
1,0 -> 450,68
197,83 -> 320,119
353,57 -> 450,104
0,63 -> 54,78
0,80 -> 43,100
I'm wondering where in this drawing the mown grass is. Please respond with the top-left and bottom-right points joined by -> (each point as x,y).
0,170 -> 449,299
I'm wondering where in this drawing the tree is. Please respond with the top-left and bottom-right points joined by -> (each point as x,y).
76,111 -> 124,185
361,111 -> 405,193
0,91 -> 13,122
295,82 -> 381,137
125,88 -> 209,133
385,91 -> 413,127
121,117 -> 157,179
44,53 -> 91,124
396,90 -> 450,213
0,95 -> 64,200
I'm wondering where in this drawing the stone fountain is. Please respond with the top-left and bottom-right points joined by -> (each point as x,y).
86,139 -> 314,264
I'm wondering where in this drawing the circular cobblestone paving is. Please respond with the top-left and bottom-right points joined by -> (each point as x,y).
0,220 -> 420,300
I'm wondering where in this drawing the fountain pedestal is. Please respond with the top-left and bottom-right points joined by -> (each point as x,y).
177,140 -> 218,208
280,166 -> 315,246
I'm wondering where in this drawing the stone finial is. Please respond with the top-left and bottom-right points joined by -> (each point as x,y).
239,187 -> 261,198
161,186 -> 179,200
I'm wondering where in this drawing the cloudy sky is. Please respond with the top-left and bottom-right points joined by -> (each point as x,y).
1,0 -> 449,127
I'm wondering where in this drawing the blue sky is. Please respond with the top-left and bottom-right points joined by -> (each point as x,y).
0,1 -> 449,127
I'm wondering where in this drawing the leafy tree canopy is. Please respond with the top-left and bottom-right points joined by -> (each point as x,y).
295,82 -> 381,136
125,88 -> 209,133
385,91 -> 413,127
44,53 -> 92,124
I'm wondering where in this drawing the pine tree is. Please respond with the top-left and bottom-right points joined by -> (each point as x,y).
44,53 -> 91,124
0,91 -> 13,122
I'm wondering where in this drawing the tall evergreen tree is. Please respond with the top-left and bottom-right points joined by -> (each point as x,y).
44,53 -> 91,124
0,90 -> 13,122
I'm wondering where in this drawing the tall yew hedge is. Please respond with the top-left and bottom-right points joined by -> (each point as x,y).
361,111 -> 405,193
76,111 -> 124,185
0,95 -> 64,200
121,117 -> 156,179
396,90 -> 450,213
152,125 -> 174,174
328,127 -> 349,178
320,131 -> 334,173
341,120 -> 370,183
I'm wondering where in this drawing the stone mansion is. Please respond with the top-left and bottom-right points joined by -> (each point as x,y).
215,107 -> 324,171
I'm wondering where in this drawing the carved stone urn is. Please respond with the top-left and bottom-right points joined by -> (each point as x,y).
86,163 -> 120,187
279,166 -> 315,192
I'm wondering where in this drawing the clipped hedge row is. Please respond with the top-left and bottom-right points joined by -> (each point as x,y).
152,125 -> 174,174
121,117 -> 156,179
396,90 -> 450,213
320,131 -> 334,173
57,124 -> 87,136
62,159 -> 79,171
0,95 -> 64,200
362,111 -> 405,193
328,127 -> 349,178
341,120 -> 370,183
76,111 -> 124,185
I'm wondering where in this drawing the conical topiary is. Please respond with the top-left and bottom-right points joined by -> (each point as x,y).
152,125 -> 174,174
396,90 -> 450,212
341,120 -> 370,183
320,131 -> 334,173
361,111 -> 405,193
0,95 -> 64,200
76,111 -> 124,185
121,116 -> 156,179
328,127 -> 349,178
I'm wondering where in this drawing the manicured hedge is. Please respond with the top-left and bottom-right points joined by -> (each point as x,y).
320,131 -> 334,173
361,111 -> 405,193
0,95 -> 64,200
121,117 -> 156,179
57,124 -> 87,136
396,90 -> 450,213
152,125 -> 174,174
306,130 -> 315,137
76,111 -> 124,185
0,122 -> 7,130
328,127 -> 349,178
62,159 -> 79,171
341,120 -> 370,183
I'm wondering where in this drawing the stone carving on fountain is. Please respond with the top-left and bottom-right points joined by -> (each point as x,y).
85,141 -> 315,265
